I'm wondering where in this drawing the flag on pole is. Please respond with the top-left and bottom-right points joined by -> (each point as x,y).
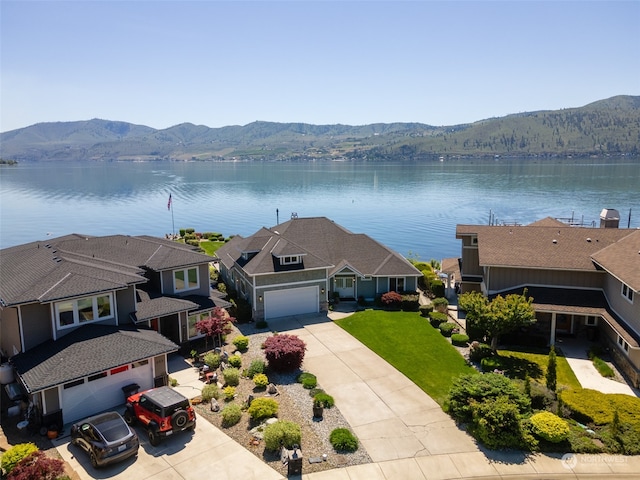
167,193 -> 172,210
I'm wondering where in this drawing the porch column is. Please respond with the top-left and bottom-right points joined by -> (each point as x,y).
549,312 -> 557,346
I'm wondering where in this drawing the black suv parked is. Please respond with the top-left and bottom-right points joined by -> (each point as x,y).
124,386 -> 196,446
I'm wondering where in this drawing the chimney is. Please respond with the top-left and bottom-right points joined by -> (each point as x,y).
600,208 -> 620,229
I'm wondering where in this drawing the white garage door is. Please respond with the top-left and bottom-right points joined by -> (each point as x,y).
62,360 -> 153,424
264,286 -> 318,320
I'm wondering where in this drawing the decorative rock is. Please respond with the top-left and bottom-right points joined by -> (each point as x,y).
246,394 -> 254,406
267,383 -> 278,395
210,399 -> 220,412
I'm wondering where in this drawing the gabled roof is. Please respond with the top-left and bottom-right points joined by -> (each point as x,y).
10,325 -> 178,393
0,234 -> 214,306
132,288 -> 198,322
217,217 -> 421,278
591,230 -> 640,291
456,224 -> 634,271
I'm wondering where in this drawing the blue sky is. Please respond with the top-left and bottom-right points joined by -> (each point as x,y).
2,1 -> 639,132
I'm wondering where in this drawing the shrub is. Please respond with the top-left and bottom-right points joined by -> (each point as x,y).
203,352 -> 221,370
451,333 -> 470,346
247,359 -> 266,379
263,334 -> 306,373
232,335 -> 249,351
201,384 -> 219,402
419,304 -> 433,317
223,367 -> 240,386
253,373 -> 269,388
432,297 -> 449,311
223,386 -> 236,401
401,294 -> 420,312
470,396 -> 525,449
469,341 -> 494,362
1,443 -> 39,475
480,356 -> 502,372
308,388 -> 324,398
430,279 -> 444,298
247,397 -> 279,421
298,372 -> 317,389
228,354 -> 242,368
546,346 -> 557,391
530,411 -> 570,443
529,380 -> 555,410
593,356 -> 615,378
6,451 -> 64,480
561,389 -> 640,427
221,404 -> 243,427
313,392 -> 335,408
439,322 -> 457,337
329,428 -> 358,452
263,421 -> 301,451
381,291 -> 403,309
448,373 -> 531,424
428,311 -> 447,327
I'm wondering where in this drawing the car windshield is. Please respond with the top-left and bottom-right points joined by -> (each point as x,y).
94,413 -> 130,442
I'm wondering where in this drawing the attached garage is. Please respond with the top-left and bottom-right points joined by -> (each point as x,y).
61,360 -> 153,424
264,286 -> 319,320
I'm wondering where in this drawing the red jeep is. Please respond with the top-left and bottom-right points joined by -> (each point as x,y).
124,386 -> 196,446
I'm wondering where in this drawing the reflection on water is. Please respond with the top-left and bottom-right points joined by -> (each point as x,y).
1,158 -> 638,260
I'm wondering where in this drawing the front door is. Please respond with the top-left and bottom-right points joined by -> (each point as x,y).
334,277 -> 355,299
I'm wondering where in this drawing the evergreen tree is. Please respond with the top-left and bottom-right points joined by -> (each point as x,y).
546,346 -> 557,392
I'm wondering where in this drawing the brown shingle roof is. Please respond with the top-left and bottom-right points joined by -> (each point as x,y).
591,230 -> 640,291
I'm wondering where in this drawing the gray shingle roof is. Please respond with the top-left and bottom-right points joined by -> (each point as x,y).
591,230 -> 640,291
217,217 -> 421,278
132,289 -> 198,322
10,325 -> 178,393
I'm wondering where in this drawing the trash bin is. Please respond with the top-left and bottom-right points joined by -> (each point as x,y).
282,445 -> 302,476
122,383 -> 140,402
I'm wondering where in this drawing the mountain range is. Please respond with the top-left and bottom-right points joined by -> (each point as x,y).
1,95 -> 639,162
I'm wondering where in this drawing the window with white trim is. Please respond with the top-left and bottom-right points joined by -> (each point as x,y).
585,316 -> 598,327
280,255 -> 301,265
188,311 -> 211,339
389,277 -> 405,292
621,283 -> 634,303
617,335 -> 630,354
55,293 -> 114,329
174,267 -> 199,292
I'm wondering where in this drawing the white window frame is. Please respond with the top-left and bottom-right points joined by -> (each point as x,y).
621,283 -> 634,304
280,255 -> 301,265
389,277 -> 405,292
55,293 -> 114,330
174,266 -> 200,293
471,236 -> 478,245
617,335 -> 630,355
187,311 -> 210,339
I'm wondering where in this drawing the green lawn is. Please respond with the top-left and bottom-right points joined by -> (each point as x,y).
494,348 -> 581,390
335,310 -> 477,406
199,240 -> 226,256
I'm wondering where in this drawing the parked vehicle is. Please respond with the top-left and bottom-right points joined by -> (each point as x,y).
71,411 -> 139,468
124,386 -> 196,446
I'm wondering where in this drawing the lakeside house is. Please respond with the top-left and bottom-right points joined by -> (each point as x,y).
216,216 -> 422,321
455,209 -> 640,387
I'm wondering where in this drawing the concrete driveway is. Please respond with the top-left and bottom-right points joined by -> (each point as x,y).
53,411 -> 283,480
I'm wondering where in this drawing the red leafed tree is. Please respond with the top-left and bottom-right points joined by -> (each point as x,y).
263,334 -> 306,373
8,451 -> 64,480
195,307 -> 236,349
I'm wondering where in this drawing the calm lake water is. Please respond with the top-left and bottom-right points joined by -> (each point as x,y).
1,158 -> 639,260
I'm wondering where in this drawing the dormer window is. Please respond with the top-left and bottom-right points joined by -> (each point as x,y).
280,255 -> 301,265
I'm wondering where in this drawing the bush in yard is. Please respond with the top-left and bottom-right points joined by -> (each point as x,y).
298,372 -> 317,389
201,384 -> 219,402
308,388 -> 324,398
223,367 -> 240,386
228,354 -> 242,368
247,359 -> 266,379
546,346 -> 557,391
380,291 -> 403,310
451,333 -> 470,346
439,322 -> 457,337
263,421 -> 302,451
432,297 -> 449,312
401,294 -> 420,312
329,428 -> 358,452
6,450 -> 64,480
560,389 -> 640,427
430,279 -> 444,298
263,334 -> 306,373
480,356 -> 502,372
419,304 -> 433,317
221,404 -> 243,427
530,412 -> 570,443
470,396 -> 526,449
203,352 -> 221,370
529,380 -> 555,410
448,373 -> 531,424
469,341 -> 494,362
232,335 -> 249,351
247,397 -> 279,420
313,392 -> 335,408
1,443 -> 38,475
592,356 -> 615,378
253,373 -> 269,389
428,311 -> 447,327
223,386 -> 236,401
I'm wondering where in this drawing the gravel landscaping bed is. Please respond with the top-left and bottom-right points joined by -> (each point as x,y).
192,326 -> 371,476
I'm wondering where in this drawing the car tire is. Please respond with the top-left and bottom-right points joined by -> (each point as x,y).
171,410 -> 189,430
90,452 -> 99,468
148,429 -> 160,446
124,409 -> 136,425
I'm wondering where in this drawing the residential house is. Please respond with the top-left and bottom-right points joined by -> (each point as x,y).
0,234 -> 223,424
455,210 -> 640,387
216,217 -> 422,321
